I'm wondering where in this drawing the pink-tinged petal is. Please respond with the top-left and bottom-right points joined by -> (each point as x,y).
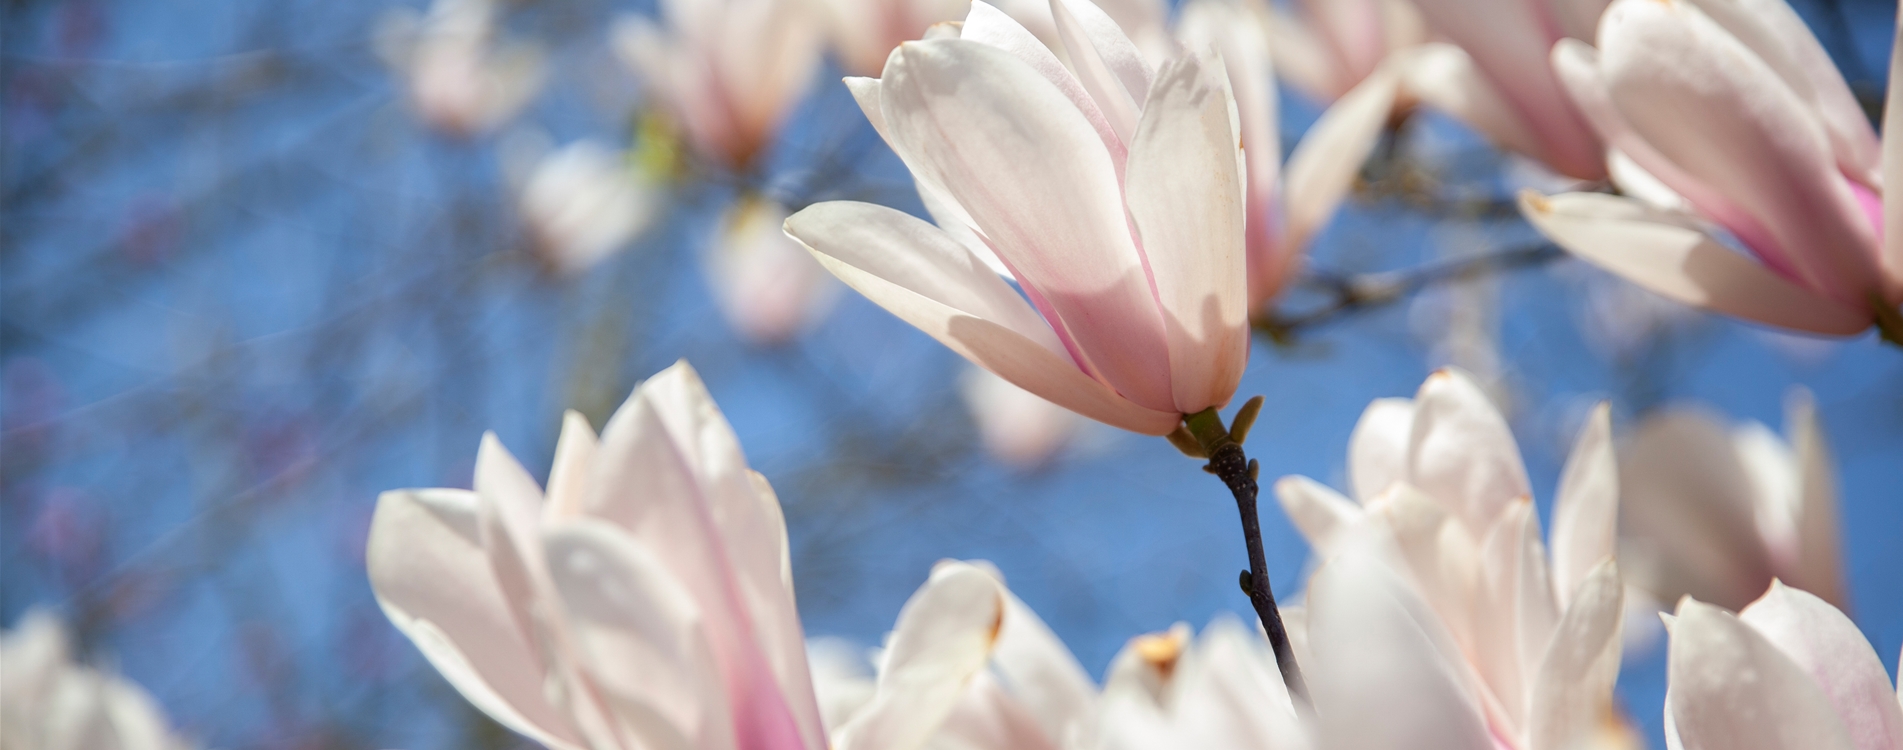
991,587 -> 1098,742
1349,397 -> 1416,503
880,38 -> 1178,412
1550,402 -> 1617,611
1667,598 -> 1855,750
366,489 -> 584,750
1785,391 -> 1847,608
1514,506 -> 1559,691
1124,52 -> 1249,413
786,201 -> 1181,434
1274,475 -> 1365,558
1473,501 -> 1540,735
1407,0 -> 1605,179
931,671 -> 1060,750
706,198 -> 841,345
1740,582 -> 1903,750
1405,367 -> 1531,537
851,74 -> 1014,278
1174,618 -> 1305,748
958,1 -> 1125,163
1549,0 -> 1611,42
1529,560 -> 1624,750
542,519 -> 732,750
1520,191 -> 1872,334
637,363 -> 825,745
545,411 -> 598,523
834,562 -> 1005,750
1595,0 -> 1883,308
1279,63 -> 1400,288
1680,0 -> 1880,186
1307,537 -> 1494,750
1266,7 -> 1343,101
1048,0 -> 1149,144
1296,0 -> 1391,92
1617,408 -> 1777,610
1176,0 -> 1286,309
1884,11 -> 1903,291
1402,44 -> 1544,164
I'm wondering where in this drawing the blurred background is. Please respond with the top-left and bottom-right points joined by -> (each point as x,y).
3,0 -> 1900,747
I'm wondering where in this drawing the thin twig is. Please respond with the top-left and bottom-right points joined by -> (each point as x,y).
1254,243 -> 1565,341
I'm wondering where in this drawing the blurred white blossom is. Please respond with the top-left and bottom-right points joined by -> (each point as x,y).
511,139 -> 658,276
1,610 -> 195,750
959,365 -> 1089,470
704,197 -> 839,345
1268,0 -> 1425,103
375,0 -> 546,138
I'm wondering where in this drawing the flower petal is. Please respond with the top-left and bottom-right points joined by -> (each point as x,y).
1739,582 -> 1903,750
1595,0 -> 1882,308
880,38 -> 1177,412
546,411 -> 599,523
1274,475 -> 1365,559
1348,397 -> 1416,503
835,562 -> 1006,750
1667,598 -> 1855,750
1405,367 -> 1530,537
1529,560 -> 1625,750
366,489 -> 583,750
991,588 -> 1098,743
786,201 -> 1181,434
1307,535 -> 1494,750
1550,401 -> 1617,611
958,1 -> 1124,162
1785,391 -> 1847,608
1618,408 -> 1777,609
1520,191 -> 1871,334
1048,0 -> 1151,143
1400,43 -> 1544,163
1884,11 -> 1903,290
1124,52 -> 1249,413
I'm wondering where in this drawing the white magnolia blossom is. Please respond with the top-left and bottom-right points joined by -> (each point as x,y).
514,140 -> 658,276
1619,389 -> 1844,611
1276,368 -> 1638,750
1,610 -> 194,750
375,0 -> 545,138
1664,583 -> 1903,750
1268,0 -> 1425,103
367,361 -> 830,750
705,197 -> 841,345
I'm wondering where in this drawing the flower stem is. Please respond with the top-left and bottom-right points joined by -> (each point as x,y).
1871,293 -> 1903,350
1183,407 -> 1309,704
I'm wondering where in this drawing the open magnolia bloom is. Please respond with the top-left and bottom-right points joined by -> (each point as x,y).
1401,0 -> 1608,180
612,0 -> 823,171
705,197 -> 841,345
784,0 -> 1250,435
1619,389 -> 1844,612
1266,0 -> 1425,104
1276,368 -> 1637,750
1,610 -> 194,750
1096,617 -> 1306,748
1523,0 -> 1903,338
374,0 -> 545,138
1664,583 -> 1903,750
512,139 -> 657,276
366,361 -> 830,750
959,365 -> 1090,469
832,560 -> 1101,750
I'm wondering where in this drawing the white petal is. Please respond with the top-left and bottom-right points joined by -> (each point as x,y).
1884,8 -> 1903,289
1405,367 -> 1531,537
1785,389 -> 1847,608
991,588 -> 1098,743
1282,63 -> 1399,253
1348,397 -> 1416,503
1123,52 -> 1249,413
1529,560 -> 1625,750
835,562 -> 1005,750
1550,402 -> 1617,610
1398,43 -> 1544,168
545,411 -> 599,522
1273,475 -> 1365,559
1520,191 -> 1871,334
1667,598 -> 1855,750
1739,582 -> 1903,750
1048,0 -> 1150,143
1618,408 -> 1777,609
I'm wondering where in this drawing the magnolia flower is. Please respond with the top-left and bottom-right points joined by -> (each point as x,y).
833,560 -> 1100,749
1664,583 -> 1903,750
1096,618 -> 1306,748
613,0 -> 824,171
1618,389 -> 1844,611
959,365 -> 1089,469
513,140 -> 657,276
365,361 -> 829,750
705,197 -> 841,345
1,610 -> 194,750
1401,0 -> 1607,179
1523,0 -> 1903,337
1175,0 -> 1403,308
785,0 -> 1253,436
1267,0 -> 1425,103
374,0 -> 545,138
1276,368 -> 1636,750
818,0 -> 967,75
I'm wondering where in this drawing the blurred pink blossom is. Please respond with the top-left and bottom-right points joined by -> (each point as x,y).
1,609 -> 196,750
375,0 -> 546,138
705,197 -> 840,345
